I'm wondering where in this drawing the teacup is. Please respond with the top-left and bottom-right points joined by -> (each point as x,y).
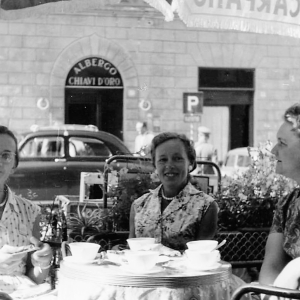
125,250 -> 159,271
69,242 -> 100,261
186,240 -> 218,252
127,237 -> 156,251
185,249 -> 220,268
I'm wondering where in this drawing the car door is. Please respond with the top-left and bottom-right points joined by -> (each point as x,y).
9,135 -> 69,203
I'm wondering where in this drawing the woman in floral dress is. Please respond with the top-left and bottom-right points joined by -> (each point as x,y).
259,103 -> 300,288
0,126 -> 53,297
129,132 -> 218,251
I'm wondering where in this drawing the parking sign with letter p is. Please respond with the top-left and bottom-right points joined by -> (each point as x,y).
183,92 -> 203,114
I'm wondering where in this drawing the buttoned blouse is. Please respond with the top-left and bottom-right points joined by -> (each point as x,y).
132,182 -> 216,251
0,187 -> 40,293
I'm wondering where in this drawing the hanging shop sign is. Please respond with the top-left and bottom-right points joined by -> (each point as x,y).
66,57 -> 123,88
145,0 -> 300,39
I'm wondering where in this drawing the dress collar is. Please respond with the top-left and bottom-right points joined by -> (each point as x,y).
6,186 -> 18,211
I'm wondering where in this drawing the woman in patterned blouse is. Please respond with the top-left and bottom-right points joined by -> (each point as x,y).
260,103 -> 300,289
0,126 -> 53,296
129,132 -> 218,251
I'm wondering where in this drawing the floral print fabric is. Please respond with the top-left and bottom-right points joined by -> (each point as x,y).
270,188 -> 300,259
133,182 -> 216,251
0,187 -> 40,293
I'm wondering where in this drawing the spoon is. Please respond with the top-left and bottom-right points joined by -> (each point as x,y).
215,239 -> 226,250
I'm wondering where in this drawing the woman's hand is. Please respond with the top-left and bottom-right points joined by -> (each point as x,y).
0,245 -> 27,272
30,236 -> 53,271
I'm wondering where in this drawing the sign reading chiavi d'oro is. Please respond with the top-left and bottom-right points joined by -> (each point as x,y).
66,57 -> 123,87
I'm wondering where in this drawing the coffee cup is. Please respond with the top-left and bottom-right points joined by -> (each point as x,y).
125,250 -> 159,271
186,240 -> 218,252
127,237 -> 156,251
185,249 -> 220,268
69,242 -> 100,261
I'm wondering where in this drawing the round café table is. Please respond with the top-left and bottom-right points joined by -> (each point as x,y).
57,259 -> 232,300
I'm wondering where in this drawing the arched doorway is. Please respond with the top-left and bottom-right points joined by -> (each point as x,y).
65,57 -> 124,140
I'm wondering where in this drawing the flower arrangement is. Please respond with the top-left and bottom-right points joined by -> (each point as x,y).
217,141 -> 298,230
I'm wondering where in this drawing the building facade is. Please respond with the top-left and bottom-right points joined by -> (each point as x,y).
0,1 -> 299,160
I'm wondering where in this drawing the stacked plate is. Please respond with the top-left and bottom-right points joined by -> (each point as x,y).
59,259 -> 231,289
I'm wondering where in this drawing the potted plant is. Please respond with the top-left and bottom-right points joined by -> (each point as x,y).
217,141 -> 298,231
106,166 -> 160,232
67,201 -> 109,242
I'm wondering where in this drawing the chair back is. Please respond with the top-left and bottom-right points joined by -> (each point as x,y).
231,283 -> 300,300
102,155 -> 222,208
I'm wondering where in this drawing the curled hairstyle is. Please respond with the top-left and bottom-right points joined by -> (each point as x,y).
284,103 -> 300,135
150,132 -> 197,171
0,126 -> 19,167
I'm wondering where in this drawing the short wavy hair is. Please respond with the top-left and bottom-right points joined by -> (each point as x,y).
284,103 -> 300,135
150,132 -> 197,171
0,125 -> 19,167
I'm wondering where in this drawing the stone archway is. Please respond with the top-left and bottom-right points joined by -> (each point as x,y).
49,33 -> 139,141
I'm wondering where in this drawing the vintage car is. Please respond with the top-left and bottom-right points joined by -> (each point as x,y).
221,147 -> 254,177
9,124 -> 137,204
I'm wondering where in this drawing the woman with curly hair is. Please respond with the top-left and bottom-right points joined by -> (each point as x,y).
260,103 -> 300,289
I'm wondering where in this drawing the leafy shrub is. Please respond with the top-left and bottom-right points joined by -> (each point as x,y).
106,166 -> 160,231
217,142 -> 298,230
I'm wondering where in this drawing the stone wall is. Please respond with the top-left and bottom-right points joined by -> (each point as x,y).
0,6 -> 299,151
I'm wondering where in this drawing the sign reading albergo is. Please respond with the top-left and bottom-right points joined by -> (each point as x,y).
66,57 -> 123,87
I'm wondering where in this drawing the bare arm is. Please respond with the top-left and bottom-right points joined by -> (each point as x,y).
259,232 -> 292,285
129,203 -> 136,238
196,201 -> 218,240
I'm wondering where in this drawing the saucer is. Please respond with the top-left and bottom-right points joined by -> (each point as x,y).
63,256 -> 98,264
187,262 -> 221,271
156,256 -> 171,264
120,264 -> 163,274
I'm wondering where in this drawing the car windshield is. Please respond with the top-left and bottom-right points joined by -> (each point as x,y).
225,155 -> 236,167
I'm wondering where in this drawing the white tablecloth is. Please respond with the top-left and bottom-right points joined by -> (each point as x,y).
57,260 -> 231,300
9,283 -> 57,300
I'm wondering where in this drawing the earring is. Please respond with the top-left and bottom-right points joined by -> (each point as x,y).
188,166 -> 192,171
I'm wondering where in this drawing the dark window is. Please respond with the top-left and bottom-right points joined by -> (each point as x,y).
199,68 -> 254,89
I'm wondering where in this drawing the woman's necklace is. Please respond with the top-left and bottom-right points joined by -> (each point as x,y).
161,189 -> 177,201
